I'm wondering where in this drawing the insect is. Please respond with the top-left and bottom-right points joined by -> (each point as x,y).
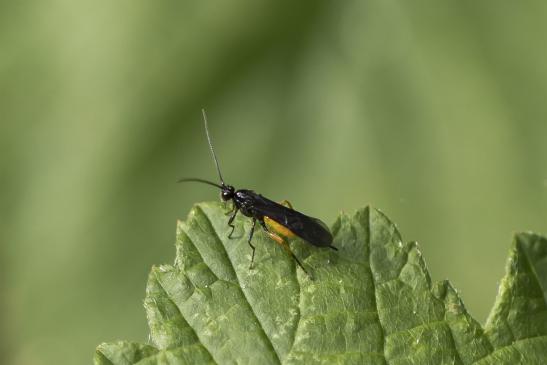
178,109 -> 337,276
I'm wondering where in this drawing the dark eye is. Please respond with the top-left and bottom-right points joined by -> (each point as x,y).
221,190 -> 231,201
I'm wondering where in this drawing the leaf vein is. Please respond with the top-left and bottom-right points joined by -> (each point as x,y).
133,343 -> 216,365
443,322 -> 464,365
519,240 -> 547,305
197,206 -> 282,365
153,269 -> 218,364
386,319 -> 448,339
366,208 -> 389,365
286,254 -> 302,362
471,334 -> 547,364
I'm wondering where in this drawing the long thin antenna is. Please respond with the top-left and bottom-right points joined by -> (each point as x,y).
177,177 -> 223,189
202,109 -> 225,185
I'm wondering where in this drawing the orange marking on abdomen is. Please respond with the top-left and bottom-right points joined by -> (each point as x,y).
264,216 -> 296,238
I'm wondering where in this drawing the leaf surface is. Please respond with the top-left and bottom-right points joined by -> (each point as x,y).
95,203 -> 547,364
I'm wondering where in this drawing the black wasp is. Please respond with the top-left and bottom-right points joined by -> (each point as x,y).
179,110 -> 337,276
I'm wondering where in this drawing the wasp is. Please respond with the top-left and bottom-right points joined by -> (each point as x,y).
179,110 -> 337,276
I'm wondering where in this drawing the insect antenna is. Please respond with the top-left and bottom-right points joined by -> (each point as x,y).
202,109 -> 226,186
177,177 -> 223,189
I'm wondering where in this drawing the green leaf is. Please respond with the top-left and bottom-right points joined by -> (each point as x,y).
95,203 -> 547,364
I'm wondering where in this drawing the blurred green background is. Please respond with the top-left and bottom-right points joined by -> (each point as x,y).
2,1 -> 547,364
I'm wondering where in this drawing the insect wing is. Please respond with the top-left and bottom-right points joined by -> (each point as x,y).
251,194 -> 333,246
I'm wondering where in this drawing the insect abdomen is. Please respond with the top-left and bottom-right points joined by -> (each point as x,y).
264,216 -> 296,239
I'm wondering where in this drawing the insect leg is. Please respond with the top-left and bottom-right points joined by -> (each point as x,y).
224,201 -> 235,216
248,218 -> 257,269
278,199 -> 294,209
260,221 -> 310,277
227,207 -> 239,238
